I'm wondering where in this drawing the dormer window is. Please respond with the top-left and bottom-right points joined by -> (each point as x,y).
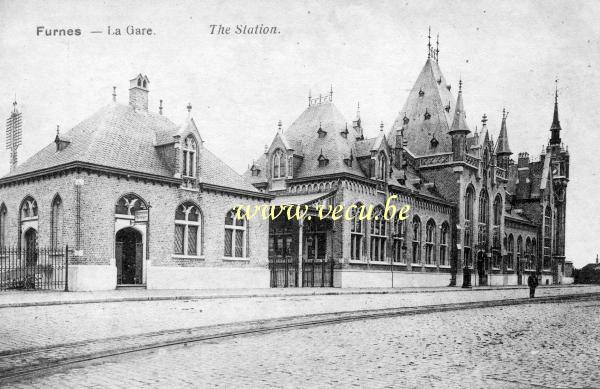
419,89 -> 425,97
377,152 -> 387,180
182,135 -> 197,178
318,152 -> 329,167
272,149 -> 286,179
251,166 -> 261,176
340,124 -> 349,138
317,123 -> 327,138
430,136 -> 439,148
424,109 -> 431,120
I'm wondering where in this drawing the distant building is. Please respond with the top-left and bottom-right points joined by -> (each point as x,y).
576,256 -> 600,284
246,38 -> 570,288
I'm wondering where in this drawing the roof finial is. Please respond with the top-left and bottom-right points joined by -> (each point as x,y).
356,102 -> 360,119
481,113 -> 488,126
555,77 -> 559,104
380,121 -> 384,131
458,78 -> 463,93
427,26 -> 432,59
56,124 -> 60,137
264,144 -> 268,153
308,89 -> 312,107
329,84 -> 333,101
112,86 -> 116,102
435,33 -> 440,62
159,99 -> 163,115
277,119 -> 282,133
186,102 -> 192,115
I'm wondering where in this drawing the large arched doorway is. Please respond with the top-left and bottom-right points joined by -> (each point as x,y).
116,228 -> 143,285
24,228 -> 38,266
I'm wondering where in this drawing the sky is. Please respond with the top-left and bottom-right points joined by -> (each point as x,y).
0,0 -> 599,267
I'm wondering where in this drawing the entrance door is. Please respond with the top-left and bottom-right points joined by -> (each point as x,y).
115,228 -> 143,285
24,228 -> 38,266
477,252 -> 487,286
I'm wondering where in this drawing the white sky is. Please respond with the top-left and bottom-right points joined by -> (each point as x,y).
1,0 -> 599,268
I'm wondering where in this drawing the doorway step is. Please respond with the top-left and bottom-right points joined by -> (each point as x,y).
116,284 -> 147,290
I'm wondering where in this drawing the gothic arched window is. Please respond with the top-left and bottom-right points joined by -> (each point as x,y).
508,234 -> 515,270
425,219 -> 436,265
440,222 -> 449,266
525,237 -> 532,270
174,202 -> 202,256
224,209 -> 247,258
543,205 -> 552,269
478,189 -> 489,250
465,185 -> 475,221
50,195 -> 63,249
377,152 -> 387,180
350,203 -> 365,261
182,136 -> 198,178
20,196 -> 38,220
369,206 -> 387,262
0,203 -> 6,248
272,149 -> 285,179
412,215 -> 422,264
115,193 -> 147,216
392,213 -> 406,263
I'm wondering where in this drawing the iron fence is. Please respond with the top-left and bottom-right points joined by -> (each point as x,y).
269,256 -> 334,288
0,246 -> 69,291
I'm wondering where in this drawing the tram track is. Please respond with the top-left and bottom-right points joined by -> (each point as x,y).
1,291 -> 599,384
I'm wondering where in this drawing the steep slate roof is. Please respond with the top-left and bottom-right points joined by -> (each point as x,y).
388,58 -> 457,156
4,103 -> 177,178
282,101 -> 365,178
448,83 -> 470,135
242,153 -> 268,185
3,103 -> 259,194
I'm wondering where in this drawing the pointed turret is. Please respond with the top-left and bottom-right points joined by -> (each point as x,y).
495,108 -> 512,170
448,80 -> 470,161
550,80 -> 562,146
448,80 -> 470,135
496,108 -> 512,155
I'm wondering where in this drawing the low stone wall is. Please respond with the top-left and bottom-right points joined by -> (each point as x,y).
336,269 -> 451,288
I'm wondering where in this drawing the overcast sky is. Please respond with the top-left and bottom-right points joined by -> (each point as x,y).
1,0 -> 599,267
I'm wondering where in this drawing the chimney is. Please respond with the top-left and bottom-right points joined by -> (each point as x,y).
517,152 -> 530,168
129,74 -> 150,111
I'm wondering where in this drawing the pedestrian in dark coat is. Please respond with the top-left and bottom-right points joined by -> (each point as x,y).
527,273 -> 538,298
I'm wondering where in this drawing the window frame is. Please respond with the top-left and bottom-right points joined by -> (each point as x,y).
224,209 -> 247,259
174,202 -> 203,257
182,135 -> 198,178
369,207 -> 387,262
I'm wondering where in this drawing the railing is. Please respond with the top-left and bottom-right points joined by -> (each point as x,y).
495,168 -> 508,180
416,153 -> 452,168
0,246 -> 69,291
268,256 -> 334,288
464,154 -> 480,169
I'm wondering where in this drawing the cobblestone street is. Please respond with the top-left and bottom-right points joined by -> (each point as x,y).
1,287 -> 599,388
5,298 -> 600,388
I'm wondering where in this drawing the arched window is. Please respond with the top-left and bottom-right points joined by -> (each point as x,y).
492,194 -> 502,268
272,149 -> 286,179
51,195 -> 63,249
425,219 -> 436,265
440,222 -> 449,266
377,152 -> 387,180
412,216 -> 422,263
350,203 -> 365,261
525,237 -> 532,270
517,235 -> 523,267
20,196 -> 38,220
369,206 -> 387,262
507,234 -> 515,270
464,185 -> 475,222
0,203 -> 6,248
532,238 -> 537,271
543,205 -> 552,269
174,202 -> 202,256
115,193 -> 147,216
392,213 -> 406,263
182,136 -> 197,178
478,189 -> 489,252
225,209 -> 247,258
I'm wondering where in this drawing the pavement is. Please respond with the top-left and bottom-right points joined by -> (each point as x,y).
0,284 -> 599,385
0,284 -> 592,308
7,298 -> 596,388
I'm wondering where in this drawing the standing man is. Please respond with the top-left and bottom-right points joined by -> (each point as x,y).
527,272 -> 538,298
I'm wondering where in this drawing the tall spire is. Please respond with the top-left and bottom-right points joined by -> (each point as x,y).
435,33 -> 439,63
448,79 -> 469,135
496,108 -> 512,155
550,78 -> 562,145
427,26 -> 432,59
